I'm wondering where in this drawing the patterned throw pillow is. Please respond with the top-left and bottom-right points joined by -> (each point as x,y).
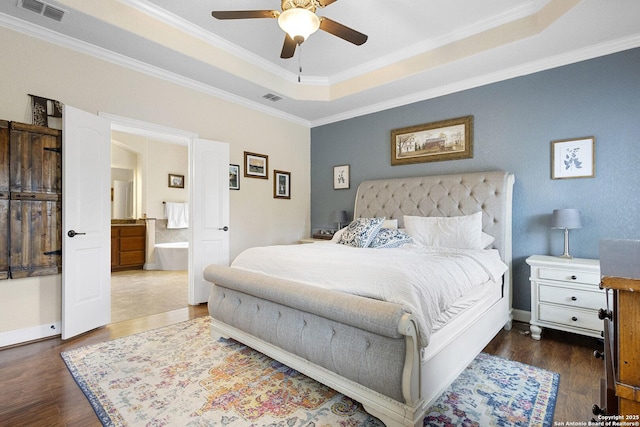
369,228 -> 413,249
337,217 -> 386,248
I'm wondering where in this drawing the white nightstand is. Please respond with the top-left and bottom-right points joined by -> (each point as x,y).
526,255 -> 603,340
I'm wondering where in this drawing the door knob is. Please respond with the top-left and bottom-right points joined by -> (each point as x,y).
67,230 -> 86,238
218,226 -> 229,231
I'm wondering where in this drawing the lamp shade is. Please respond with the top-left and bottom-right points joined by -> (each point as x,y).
329,210 -> 348,224
277,8 -> 320,43
551,209 -> 582,229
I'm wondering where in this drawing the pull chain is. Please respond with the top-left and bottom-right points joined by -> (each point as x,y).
298,44 -> 302,83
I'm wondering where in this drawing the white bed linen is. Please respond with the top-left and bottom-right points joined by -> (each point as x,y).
231,242 -> 507,348
430,279 -> 501,332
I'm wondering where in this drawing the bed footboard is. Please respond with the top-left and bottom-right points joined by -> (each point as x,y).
204,264 -> 423,426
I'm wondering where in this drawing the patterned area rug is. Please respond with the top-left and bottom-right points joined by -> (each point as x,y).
61,317 -> 559,427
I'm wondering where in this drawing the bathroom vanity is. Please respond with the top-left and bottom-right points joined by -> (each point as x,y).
111,222 -> 146,271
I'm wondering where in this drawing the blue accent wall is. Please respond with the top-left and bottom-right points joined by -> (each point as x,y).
310,48 -> 640,312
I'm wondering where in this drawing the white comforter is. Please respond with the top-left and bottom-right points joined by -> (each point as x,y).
231,242 -> 507,348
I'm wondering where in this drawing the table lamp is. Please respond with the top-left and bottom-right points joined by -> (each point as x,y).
551,209 -> 582,259
329,210 -> 348,230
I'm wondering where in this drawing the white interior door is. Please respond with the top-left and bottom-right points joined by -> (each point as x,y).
62,106 -> 111,339
189,138 -> 229,304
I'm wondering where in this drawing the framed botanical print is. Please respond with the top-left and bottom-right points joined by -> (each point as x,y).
551,137 -> 595,179
333,164 -> 350,190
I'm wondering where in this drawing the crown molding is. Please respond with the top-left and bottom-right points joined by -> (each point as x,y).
311,33 -> 640,127
120,0 -> 300,82
2,8 -> 638,129
329,0 -> 546,85
0,12 -> 311,127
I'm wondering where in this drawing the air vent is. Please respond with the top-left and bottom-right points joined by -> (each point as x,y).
19,0 -> 66,22
20,0 -> 44,14
43,4 -> 64,21
262,93 -> 283,102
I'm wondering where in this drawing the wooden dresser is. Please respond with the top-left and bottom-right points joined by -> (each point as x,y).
594,237 -> 640,421
111,224 -> 146,271
596,276 -> 640,418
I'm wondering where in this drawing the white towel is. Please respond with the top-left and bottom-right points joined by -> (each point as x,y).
165,202 -> 189,229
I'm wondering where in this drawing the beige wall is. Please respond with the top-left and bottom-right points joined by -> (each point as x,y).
0,27 -> 310,343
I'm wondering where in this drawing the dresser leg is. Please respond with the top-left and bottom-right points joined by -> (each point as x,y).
530,325 -> 542,340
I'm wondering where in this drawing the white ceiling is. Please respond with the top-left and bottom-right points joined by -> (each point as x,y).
2,0 -> 640,127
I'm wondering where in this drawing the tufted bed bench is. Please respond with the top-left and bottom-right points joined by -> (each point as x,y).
205,170 -> 514,426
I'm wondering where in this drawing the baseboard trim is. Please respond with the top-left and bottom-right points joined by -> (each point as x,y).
0,321 -> 61,348
512,309 -> 531,324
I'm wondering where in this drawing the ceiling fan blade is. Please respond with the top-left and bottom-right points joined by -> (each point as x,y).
317,0 -> 338,7
280,34 -> 297,59
319,17 -> 367,45
211,10 -> 278,20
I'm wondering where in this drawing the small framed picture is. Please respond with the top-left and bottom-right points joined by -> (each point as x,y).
274,170 -> 291,199
551,137 -> 595,179
333,164 -> 350,190
168,173 -> 184,188
244,151 -> 268,179
229,164 -> 240,190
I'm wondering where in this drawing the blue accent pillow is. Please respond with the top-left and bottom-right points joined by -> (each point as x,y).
337,217 -> 385,248
369,228 -> 413,249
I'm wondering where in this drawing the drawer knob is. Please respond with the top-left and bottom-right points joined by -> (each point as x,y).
570,275 -> 577,280
571,316 -> 578,322
571,296 -> 577,301
598,308 -> 612,320
593,350 -> 604,360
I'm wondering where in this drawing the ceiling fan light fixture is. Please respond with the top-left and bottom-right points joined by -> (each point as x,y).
277,8 -> 320,44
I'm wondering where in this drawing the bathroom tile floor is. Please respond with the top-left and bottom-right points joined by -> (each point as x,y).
111,269 -> 189,324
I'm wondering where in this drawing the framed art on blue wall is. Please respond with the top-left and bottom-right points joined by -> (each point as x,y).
551,136 -> 595,179
333,164 -> 350,189
391,115 -> 473,165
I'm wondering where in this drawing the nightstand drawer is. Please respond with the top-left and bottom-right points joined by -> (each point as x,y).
538,267 -> 600,285
538,304 -> 602,331
538,284 -> 604,310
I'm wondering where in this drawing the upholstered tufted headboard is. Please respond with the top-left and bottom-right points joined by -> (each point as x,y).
354,171 -> 515,265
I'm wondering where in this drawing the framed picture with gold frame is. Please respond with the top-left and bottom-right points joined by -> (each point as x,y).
168,173 -> 184,188
273,170 -> 290,199
244,151 -> 268,179
391,115 -> 473,165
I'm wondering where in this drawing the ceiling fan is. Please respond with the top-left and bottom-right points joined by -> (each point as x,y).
211,0 -> 368,59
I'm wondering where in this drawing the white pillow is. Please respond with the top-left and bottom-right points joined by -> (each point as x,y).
481,232 -> 495,249
404,212 -> 483,249
382,219 -> 398,229
330,227 -> 346,242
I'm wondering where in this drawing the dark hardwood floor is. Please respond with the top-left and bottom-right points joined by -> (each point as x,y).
0,305 -> 210,427
0,312 -> 603,426
483,321 -> 604,424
